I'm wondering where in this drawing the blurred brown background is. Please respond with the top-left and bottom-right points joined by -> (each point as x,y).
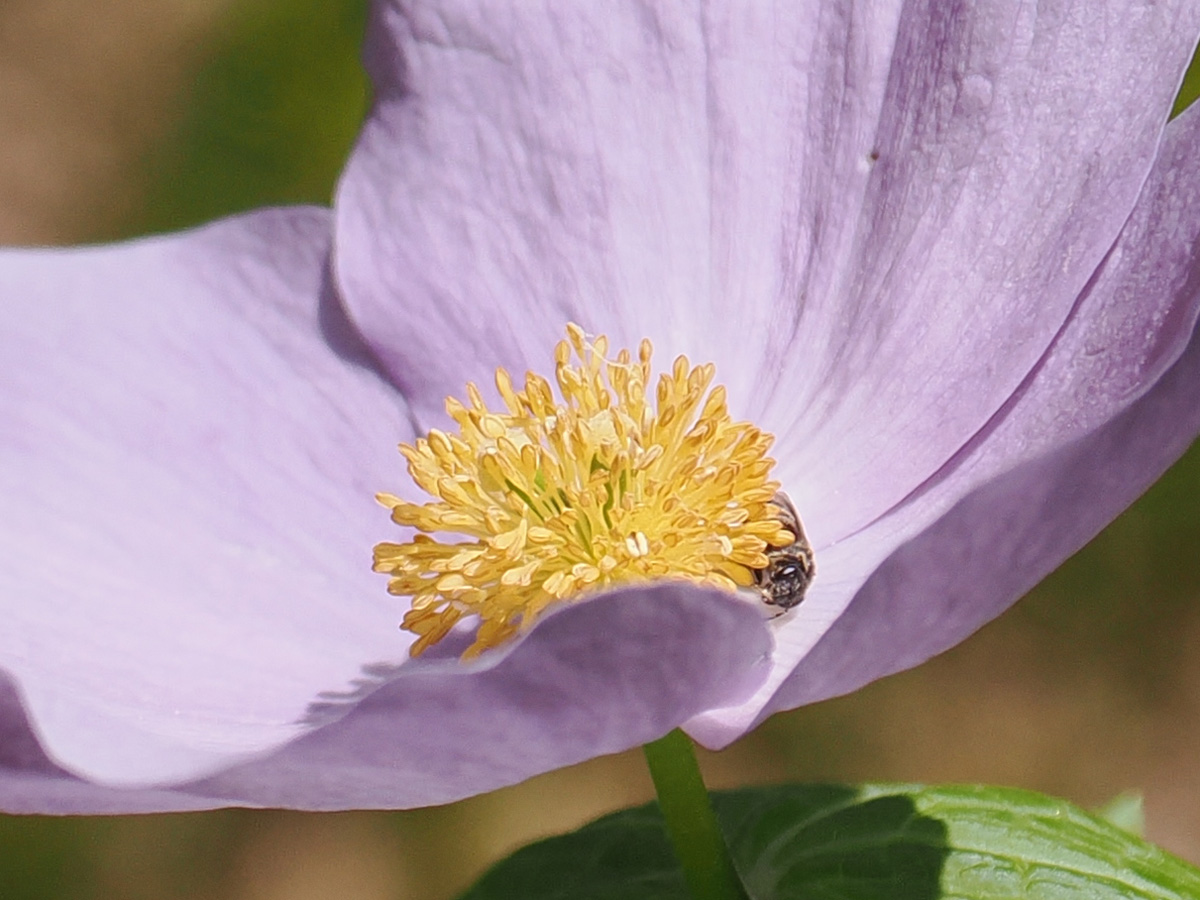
1,2 -> 1198,898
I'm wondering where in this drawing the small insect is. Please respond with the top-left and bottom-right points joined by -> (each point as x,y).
752,492 -> 815,614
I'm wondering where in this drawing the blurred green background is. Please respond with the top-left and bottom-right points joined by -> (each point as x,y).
1,2 -> 1199,898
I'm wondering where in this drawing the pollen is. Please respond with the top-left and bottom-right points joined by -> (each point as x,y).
373,324 -> 794,659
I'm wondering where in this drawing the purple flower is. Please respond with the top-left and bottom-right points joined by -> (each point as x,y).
3,1 -> 1200,813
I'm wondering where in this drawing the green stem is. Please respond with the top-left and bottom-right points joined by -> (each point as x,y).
642,729 -> 750,900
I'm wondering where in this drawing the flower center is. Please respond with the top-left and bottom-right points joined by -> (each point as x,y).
373,324 -> 795,658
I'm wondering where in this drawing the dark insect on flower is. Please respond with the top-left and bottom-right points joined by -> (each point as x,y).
752,492 -> 815,613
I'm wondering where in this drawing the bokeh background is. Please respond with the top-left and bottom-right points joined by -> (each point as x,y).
2,2 -> 1199,897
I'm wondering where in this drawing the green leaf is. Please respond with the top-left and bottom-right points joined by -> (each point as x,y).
457,784 -> 1200,900
1097,792 -> 1146,837
459,804 -> 690,900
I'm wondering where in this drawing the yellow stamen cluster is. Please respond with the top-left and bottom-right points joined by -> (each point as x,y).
373,324 -> 792,658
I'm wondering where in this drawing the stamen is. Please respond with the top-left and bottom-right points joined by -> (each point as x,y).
373,324 -> 796,658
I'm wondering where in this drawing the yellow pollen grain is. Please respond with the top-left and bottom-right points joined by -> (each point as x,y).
373,323 -> 790,659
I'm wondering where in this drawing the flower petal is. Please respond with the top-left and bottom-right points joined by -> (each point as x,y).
336,0 -> 1200,545
0,585 -> 772,812
334,0 -> 904,424
765,1 -> 1200,541
194,584 -> 771,810
0,209 -> 415,791
0,674 -> 216,813
687,101 -> 1200,746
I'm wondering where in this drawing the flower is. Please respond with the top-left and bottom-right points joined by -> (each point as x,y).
374,323 -> 794,658
3,1 -> 1200,812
